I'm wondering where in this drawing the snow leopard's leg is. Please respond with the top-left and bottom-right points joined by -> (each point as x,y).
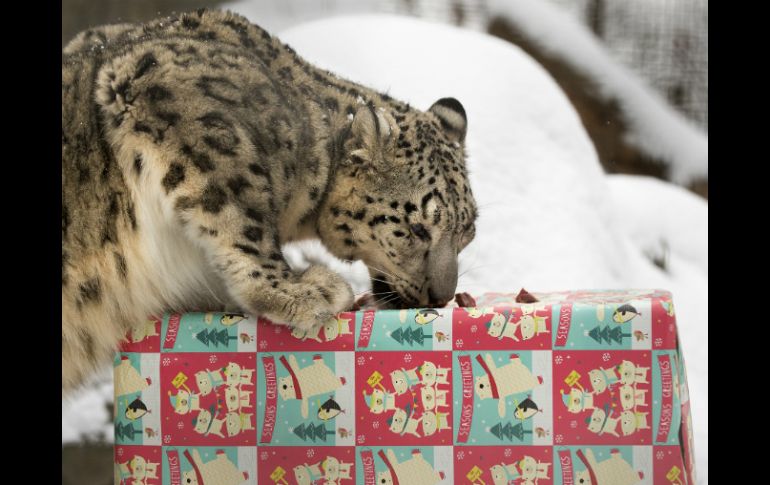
97,49 -> 353,330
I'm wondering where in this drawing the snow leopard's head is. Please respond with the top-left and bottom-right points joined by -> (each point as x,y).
320,97 -> 477,308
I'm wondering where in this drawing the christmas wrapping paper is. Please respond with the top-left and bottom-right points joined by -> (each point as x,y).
113,289 -> 695,485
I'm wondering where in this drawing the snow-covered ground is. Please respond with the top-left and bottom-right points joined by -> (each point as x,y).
62,13 -> 707,484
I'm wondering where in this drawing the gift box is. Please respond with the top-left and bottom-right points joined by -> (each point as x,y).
113,289 -> 695,485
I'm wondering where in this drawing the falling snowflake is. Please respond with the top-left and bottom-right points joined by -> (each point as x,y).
555,434 -> 563,444
357,356 -> 366,366
357,434 -> 365,444
456,451 -> 465,460
209,354 -> 218,364
470,325 -> 478,334
260,451 -> 269,461
259,340 -> 268,350
372,421 -> 380,429
570,420 -> 578,429
163,434 -> 171,444
455,339 -> 464,348
162,357 -> 171,367
504,448 -> 512,458
602,353 -> 611,362
656,450 -> 665,460
306,449 -> 315,458
404,353 -> 412,363
655,337 -> 663,347
117,448 -> 123,457
177,421 -> 184,430
554,355 -> 564,365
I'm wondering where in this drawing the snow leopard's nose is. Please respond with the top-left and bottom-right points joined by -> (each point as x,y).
426,234 -> 458,307
428,288 -> 450,308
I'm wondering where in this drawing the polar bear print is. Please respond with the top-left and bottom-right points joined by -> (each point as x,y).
464,307 -> 495,319
223,362 -> 254,387
618,384 -> 647,411
322,456 -> 353,481
489,456 -> 550,485
116,455 -> 160,482
225,411 -> 254,437
518,455 -> 550,481
474,353 -> 544,418
619,411 -> 650,436
323,316 -> 353,342
575,448 -> 644,485
363,388 -> 397,414
587,367 -> 619,394
195,368 -> 224,396
192,409 -> 225,438
114,356 -> 151,397
293,462 -> 322,485
388,407 -> 422,437
420,385 -> 449,411
182,449 -> 249,485
585,407 -> 620,437
224,385 -> 253,412
130,317 -> 159,343
418,361 -> 450,387
562,387 -> 595,414
277,354 -> 345,418
617,360 -> 649,385
376,449 -> 445,485
421,411 -> 450,437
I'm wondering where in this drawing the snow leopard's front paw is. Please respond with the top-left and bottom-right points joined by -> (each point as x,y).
251,265 -> 354,331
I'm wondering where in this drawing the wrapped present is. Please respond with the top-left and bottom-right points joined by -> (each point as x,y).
113,289 -> 695,485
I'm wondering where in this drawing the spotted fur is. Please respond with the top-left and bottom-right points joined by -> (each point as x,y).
61,10 -> 477,391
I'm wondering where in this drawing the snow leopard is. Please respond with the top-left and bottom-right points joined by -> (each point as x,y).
62,9 -> 477,391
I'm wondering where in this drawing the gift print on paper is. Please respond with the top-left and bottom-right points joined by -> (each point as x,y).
161,353 -> 257,446
453,303 -> 553,351
454,446 -> 553,485
553,446 -> 651,485
257,313 -> 356,352
114,353 -> 161,445
356,446 -> 453,485
552,298 -> 652,351
119,316 -> 162,353
161,446 -> 255,485
355,308 -> 453,351
114,445 -> 162,485
554,351 -> 652,445
258,446 -> 355,484
356,351 -> 453,445
258,352 -> 354,446
454,351 -> 552,446
160,313 -> 257,353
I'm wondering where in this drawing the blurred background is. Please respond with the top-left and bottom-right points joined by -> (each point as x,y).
62,1 -> 707,484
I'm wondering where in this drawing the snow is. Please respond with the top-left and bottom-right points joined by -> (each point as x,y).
62,13 -> 707,484
485,0 -> 708,185
224,0 -> 708,186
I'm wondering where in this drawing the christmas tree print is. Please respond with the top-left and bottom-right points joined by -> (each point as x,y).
490,421 -> 532,441
293,423 -> 336,442
195,328 -> 237,348
391,325 -> 432,346
588,325 -> 631,345
115,422 -> 142,441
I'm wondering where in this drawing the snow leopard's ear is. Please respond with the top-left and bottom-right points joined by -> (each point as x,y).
429,97 -> 467,143
350,103 -> 399,163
